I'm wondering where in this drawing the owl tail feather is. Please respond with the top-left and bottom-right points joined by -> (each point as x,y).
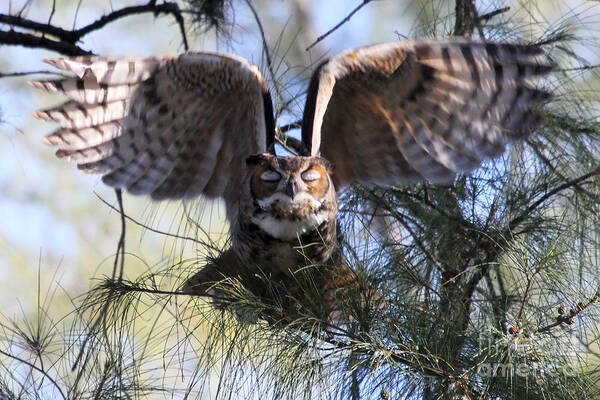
181,250 -> 381,326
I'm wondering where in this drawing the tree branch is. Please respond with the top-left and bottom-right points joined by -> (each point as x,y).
305,0 -> 374,51
454,0 -> 478,37
71,2 -> 189,50
0,29 -> 91,55
0,1 -> 189,56
0,13 -> 73,40
0,349 -> 66,400
476,7 -> 510,23
508,167 -> 600,231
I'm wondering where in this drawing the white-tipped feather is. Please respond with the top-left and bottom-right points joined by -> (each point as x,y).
55,141 -> 114,164
42,122 -> 122,151
44,56 -> 160,85
36,52 -> 269,207
33,100 -> 128,129
29,78 -> 137,104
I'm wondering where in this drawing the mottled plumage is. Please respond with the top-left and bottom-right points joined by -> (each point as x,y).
33,39 -> 552,321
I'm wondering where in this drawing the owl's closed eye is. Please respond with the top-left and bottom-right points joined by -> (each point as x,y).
247,153 -> 333,205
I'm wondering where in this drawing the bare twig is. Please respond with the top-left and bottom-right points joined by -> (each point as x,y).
476,6 -> 510,23
0,70 -> 63,78
508,167 -> 600,231
275,126 -> 305,155
243,0 -> 283,115
46,0 -> 56,27
0,29 -> 91,56
114,189 -> 125,282
0,349 -> 66,400
94,193 -> 202,245
0,1 -> 189,55
275,136 -> 299,156
516,271 -> 537,324
560,64 -> 600,72
71,2 -> 189,50
305,0 -> 373,51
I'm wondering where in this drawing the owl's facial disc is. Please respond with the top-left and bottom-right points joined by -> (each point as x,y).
247,154 -> 334,240
249,154 -> 331,214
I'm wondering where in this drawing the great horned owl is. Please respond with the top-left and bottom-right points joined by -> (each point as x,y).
32,40 -> 552,319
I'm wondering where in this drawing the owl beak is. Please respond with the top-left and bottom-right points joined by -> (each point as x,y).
286,179 -> 297,199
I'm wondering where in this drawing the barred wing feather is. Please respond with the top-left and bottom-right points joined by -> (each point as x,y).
32,52 -> 274,213
302,40 -> 553,188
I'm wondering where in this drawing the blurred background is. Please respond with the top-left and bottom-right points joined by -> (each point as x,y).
0,0 -> 443,317
1,0 -> 599,398
3,0 -> 597,314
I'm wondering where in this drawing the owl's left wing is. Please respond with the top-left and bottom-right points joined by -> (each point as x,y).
32,52 -> 274,210
302,40 -> 553,188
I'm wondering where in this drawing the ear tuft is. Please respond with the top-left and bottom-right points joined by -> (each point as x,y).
246,153 -> 271,166
317,157 -> 334,172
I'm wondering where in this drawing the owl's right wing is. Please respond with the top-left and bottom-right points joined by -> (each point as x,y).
302,40 -> 553,188
32,52 -> 274,209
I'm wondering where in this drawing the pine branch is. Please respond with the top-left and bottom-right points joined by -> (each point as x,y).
390,187 -> 479,231
508,167 -> 600,231
454,0 -> 478,37
0,349 -> 66,400
0,0 -> 189,56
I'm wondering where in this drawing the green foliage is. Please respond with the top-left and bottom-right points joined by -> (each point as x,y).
1,1 -> 600,399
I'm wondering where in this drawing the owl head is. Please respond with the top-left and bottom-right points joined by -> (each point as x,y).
245,153 -> 335,219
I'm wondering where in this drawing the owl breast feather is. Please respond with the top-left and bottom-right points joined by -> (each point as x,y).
250,193 -> 331,241
250,211 -> 330,241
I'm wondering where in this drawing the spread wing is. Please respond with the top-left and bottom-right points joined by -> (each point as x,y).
32,52 -> 274,213
301,40 -> 553,187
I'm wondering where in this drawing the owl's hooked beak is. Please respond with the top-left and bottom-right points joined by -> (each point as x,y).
286,179 -> 297,199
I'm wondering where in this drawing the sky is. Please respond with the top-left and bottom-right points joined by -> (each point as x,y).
1,0 -> 599,398
0,0 -> 422,314
0,13 -> 434,400
0,3 -> 419,397
1,0 -> 598,344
